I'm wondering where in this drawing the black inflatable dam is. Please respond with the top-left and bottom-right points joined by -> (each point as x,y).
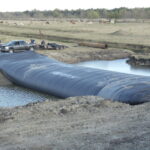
0,51 -> 150,104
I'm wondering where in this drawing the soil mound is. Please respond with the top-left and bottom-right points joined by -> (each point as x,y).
0,96 -> 150,150
110,30 -> 132,36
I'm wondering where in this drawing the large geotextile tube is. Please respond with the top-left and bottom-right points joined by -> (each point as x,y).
0,51 -> 150,105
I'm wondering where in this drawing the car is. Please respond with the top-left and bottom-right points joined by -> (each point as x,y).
0,40 -> 36,53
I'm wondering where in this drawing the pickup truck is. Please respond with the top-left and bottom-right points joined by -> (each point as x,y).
0,40 -> 37,53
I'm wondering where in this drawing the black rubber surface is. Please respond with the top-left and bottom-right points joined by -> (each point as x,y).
0,51 -> 150,104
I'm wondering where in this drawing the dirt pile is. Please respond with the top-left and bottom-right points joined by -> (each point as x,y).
0,96 -> 150,150
110,30 -> 132,36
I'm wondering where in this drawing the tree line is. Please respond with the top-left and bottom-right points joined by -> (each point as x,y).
0,8 -> 150,19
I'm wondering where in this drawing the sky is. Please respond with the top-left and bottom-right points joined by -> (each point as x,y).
0,0 -> 150,12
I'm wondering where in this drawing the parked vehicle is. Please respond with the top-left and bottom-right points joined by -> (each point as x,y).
0,40 -> 37,53
46,43 -> 68,50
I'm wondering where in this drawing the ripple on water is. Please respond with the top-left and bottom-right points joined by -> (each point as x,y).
0,85 -> 55,107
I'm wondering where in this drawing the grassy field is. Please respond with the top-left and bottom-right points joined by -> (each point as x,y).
0,20 -> 150,46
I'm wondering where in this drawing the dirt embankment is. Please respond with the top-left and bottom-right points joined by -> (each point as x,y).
0,73 -> 12,86
0,96 -> 150,150
127,54 -> 150,66
38,47 -> 132,63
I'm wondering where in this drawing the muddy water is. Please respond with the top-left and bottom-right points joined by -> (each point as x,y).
0,85 -> 56,107
78,59 -> 150,76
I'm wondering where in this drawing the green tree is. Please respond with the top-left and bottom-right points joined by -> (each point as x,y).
86,10 -> 100,19
52,9 -> 63,18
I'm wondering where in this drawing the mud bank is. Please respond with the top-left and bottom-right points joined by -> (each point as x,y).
127,54 -> 150,66
0,73 -> 12,86
0,96 -> 150,150
38,47 -> 132,63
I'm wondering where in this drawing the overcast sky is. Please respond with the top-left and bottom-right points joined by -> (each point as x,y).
0,0 -> 150,12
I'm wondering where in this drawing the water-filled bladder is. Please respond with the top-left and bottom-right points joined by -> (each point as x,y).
0,51 -> 150,104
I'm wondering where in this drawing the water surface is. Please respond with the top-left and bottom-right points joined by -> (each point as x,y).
78,59 -> 150,76
0,85 -> 56,107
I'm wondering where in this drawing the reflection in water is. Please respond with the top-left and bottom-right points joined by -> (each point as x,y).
0,85 -> 55,107
78,59 -> 150,76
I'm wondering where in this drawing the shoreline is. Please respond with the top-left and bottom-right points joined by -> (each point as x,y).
37,47 -> 132,64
